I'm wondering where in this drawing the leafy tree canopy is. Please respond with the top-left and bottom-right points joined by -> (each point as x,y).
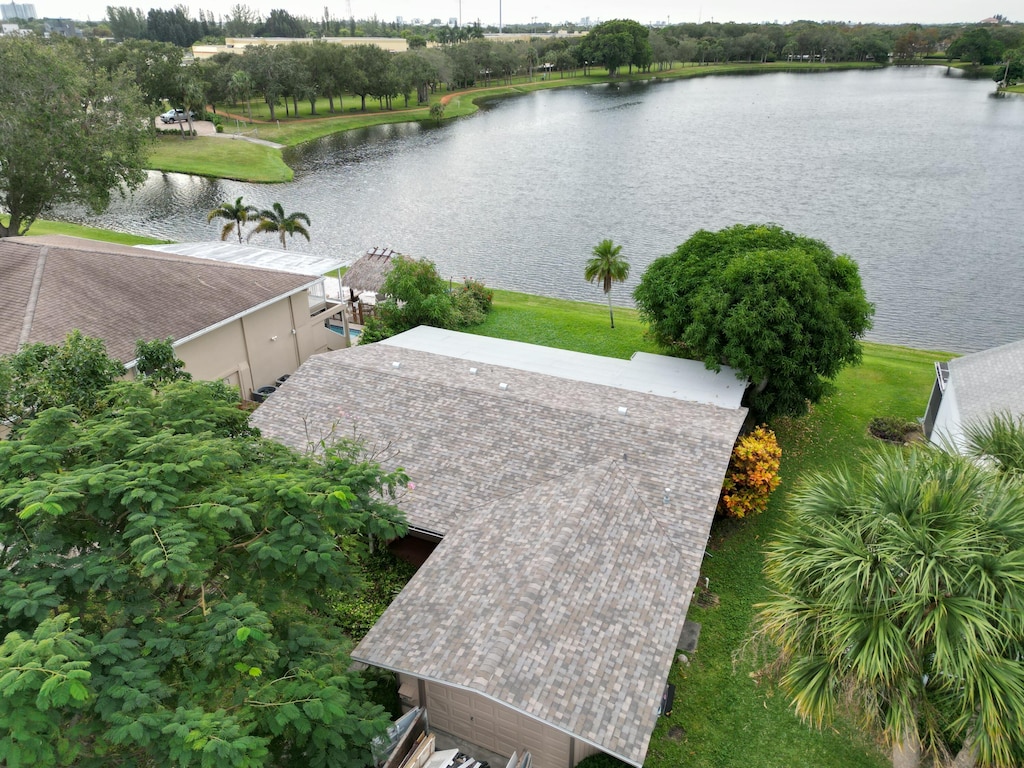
360,256 -> 490,343
579,19 -> 652,75
0,371 -> 408,767
758,441 -> 1024,768
633,224 -> 874,420
0,331 -> 125,428
0,37 -> 152,237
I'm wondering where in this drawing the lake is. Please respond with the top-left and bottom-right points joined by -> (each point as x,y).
62,66 -> 1024,354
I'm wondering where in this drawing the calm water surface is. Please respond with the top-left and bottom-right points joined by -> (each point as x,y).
65,67 -> 1024,353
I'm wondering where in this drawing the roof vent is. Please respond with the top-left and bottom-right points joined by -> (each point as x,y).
663,487 -> 672,504
617,406 -> 628,416
469,367 -> 478,375
392,362 -> 401,369
499,382 -> 509,391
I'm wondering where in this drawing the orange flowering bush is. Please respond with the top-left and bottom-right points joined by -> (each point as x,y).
718,425 -> 782,518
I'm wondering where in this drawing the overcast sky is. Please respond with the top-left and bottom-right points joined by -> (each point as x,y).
26,0 -> 1020,29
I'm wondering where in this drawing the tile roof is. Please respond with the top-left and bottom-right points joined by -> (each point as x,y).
0,236 -> 316,362
252,333 -> 746,766
949,338 -> 1024,427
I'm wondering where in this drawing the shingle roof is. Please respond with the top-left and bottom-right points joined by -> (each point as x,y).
251,332 -> 746,766
949,338 -> 1024,427
356,461 -> 695,766
0,236 -> 316,361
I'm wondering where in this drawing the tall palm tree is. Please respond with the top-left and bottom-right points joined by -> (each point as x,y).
757,444 -> 1024,768
207,196 -> 258,244
585,239 -> 629,328
251,203 -> 311,250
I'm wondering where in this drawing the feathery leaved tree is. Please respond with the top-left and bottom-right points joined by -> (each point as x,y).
585,239 -> 630,329
0,366 -> 408,767
251,202 -> 311,250
207,196 -> 259,243
758,442 -> 1024,768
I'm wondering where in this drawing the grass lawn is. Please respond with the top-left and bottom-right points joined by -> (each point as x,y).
1,217 -> 170,245
148,135 -> 293,182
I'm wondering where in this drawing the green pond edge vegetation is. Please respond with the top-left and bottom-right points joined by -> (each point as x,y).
14,219 -> 955,768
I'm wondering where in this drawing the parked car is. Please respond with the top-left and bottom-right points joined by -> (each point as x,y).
159,108 -> 196,124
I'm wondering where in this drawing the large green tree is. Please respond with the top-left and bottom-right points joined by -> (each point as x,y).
758,443 -> 1024,768
580,19 -> 652,75
584,239 -> 630,329
0,37 -> 151,237
633,224 -> 873,419
0,372 -> 408,767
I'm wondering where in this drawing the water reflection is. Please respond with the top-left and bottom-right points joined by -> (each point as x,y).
58,67 -> 1024,353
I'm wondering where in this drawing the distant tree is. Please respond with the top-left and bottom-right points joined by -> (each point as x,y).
251,202 -> 311,249
145,6 -> 203,47
256,8 -> 306,38
0,331 -> 125,429
580,19 -> 652,75
758,444 -> 1024,768
105,5 -> 146,40
584,239 -> 630,329
208,196 -> 259,243
0,375 -> 408,766
429,101 -> 446,124
0,37 -> 151,237
225,2 -> 260,37
948,26 -> 1005,65
633,224 -> 874,420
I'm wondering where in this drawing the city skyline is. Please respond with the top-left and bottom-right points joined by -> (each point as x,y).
17,0 -> 1020,29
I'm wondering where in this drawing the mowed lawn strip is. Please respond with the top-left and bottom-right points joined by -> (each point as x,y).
148,135 -> 293,182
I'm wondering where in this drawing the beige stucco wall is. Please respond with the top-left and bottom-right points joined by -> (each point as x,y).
175,290 -> 346,397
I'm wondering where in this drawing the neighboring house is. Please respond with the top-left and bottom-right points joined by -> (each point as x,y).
923,338 -> 1024,449
0,236 -> 348,397
251,326 -> 748,768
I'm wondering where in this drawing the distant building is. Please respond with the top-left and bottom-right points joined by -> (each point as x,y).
191,36 -> 409,59
1,21 -> 30,34
43,18 -> 82,37
448,17 -> 458,26
1,2 -> 35,20
396,15 -> 403,25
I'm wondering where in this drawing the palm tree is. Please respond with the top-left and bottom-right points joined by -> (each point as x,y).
757,444 -> 1024,768
207,197 -> 258,244
250,203 -> 311,250
584,239 -> 629,328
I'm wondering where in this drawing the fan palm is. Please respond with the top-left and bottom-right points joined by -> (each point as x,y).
251,202 -> 311,250
207,197 -> 258,244
584,239 -> 629,328
758,444 -> 1024,768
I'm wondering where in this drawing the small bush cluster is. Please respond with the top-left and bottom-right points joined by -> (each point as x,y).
333,548 -> 416,639
718,424 -> 782,519
458,278 -> 493,315
868,415 -> 919,443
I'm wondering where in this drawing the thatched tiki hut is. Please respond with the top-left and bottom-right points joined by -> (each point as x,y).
341,247 -> 401,324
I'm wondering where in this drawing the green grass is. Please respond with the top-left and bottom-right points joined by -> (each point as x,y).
2,216 -> 170,245
647,342 -> 943,768
147,135 -> 293,182
466,290 -> 662,359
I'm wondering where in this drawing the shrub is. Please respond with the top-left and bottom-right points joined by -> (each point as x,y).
458,278 -> 493,315
575,755 -> 632,768
868,415 -> 919,443
718,425 -> 782,518
333,548 -> 416,639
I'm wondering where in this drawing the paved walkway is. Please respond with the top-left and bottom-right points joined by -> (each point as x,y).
157,117 -> 284,149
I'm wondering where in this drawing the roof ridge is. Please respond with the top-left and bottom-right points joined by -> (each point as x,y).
18,245 -> 48,348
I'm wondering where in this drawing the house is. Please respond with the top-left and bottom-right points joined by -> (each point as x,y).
923,338 -> 1024,449
251,326 -> 748,768
0,235 -> 349,397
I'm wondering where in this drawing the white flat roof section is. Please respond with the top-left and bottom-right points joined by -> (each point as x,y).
380,326 -> 747,409
141,242 -> 344,277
